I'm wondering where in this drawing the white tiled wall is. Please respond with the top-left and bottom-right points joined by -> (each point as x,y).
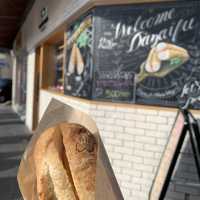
38,90 -> 200,200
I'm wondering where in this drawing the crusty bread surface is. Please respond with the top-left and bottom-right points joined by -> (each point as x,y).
60,123 -> 97,200
34,126 -> 77,200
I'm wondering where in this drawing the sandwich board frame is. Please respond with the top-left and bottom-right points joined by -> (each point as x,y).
149,110 -> 200,200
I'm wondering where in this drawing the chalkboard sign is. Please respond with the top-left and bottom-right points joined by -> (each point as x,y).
92,2 -> 200,107
65,14 -> 93,98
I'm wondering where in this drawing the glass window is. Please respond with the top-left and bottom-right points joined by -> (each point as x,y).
41,32 -> 65,93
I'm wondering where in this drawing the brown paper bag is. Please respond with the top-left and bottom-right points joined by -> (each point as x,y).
17,99 -> 123,200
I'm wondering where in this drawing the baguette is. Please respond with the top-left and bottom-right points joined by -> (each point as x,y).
59,123 -> 97,200
34,127 -> 55,200
34,126 -> 77,200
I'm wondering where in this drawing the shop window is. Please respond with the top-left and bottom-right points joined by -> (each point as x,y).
40,31 -> 65,93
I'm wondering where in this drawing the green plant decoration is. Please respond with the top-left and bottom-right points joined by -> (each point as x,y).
77,30 -> 90,48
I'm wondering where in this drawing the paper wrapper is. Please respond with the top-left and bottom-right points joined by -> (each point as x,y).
17,99 -> 123,200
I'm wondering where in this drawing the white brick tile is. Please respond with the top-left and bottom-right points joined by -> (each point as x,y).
125,113 -> 146,121
122,169 -> 142,178
135,136 -> 156,144
116,133 -> 134,141
132,142 -> 144,150
156,138 -> 167,146
136,122 -> 157,130
103,124 -> 123,132
142,172 -> 155,180
154,152 -> 162,160
105,111 -> 124,119
146,116 -> 167,124
145,130 -> 168,139
115,146 -> 133,155
158,110 -> 176,117
134,150 -> 154,158
109,152 -> 123,160
116,119 -> 135,128
158,124 -> 171,132
123,155 -> 143,164
137,109 -> 158,115
133,163 -> 154,173
132,191 -> 148,200
114,160 -> 132,168
144,144 -> 164,153
116,107 -> 136,113
117,174 -> 131,182
125,127 -> 144,135
132,177 -> 152,187
101,131 -> 115,138
96,117 -> 115,125
143,158 -> 160,166
105,138 -> 122,146
121,181 -> 141,190
124,141 -> 135,148
130,183 -> 141,191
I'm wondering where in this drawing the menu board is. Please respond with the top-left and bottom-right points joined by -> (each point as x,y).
92,2 -> 200,107
65,14 -> 93,98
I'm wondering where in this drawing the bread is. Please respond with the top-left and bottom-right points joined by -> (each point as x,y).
33,123 -> 97,200
59,123 -> 97,200
68,43 -> 76,74
145,48 -> 161,73
156,42 -> 189,61
34,127 -> 55,200
75,45 -> 84,75
34,126 -> 77,200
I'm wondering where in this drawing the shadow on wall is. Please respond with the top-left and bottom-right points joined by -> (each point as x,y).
165,133 -> 200,200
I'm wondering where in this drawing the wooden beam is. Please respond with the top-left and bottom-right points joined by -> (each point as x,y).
40,44 -> 56,89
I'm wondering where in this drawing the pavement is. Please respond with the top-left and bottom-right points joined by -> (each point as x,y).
0,105 -> 31,200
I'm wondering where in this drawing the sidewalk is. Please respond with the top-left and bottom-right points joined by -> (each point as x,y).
0,105 -> 31,200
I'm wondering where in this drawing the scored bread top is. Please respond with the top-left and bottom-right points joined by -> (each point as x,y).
60,123 -> 97,200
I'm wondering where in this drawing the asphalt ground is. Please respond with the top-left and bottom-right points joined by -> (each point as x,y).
0,105 -> 31,200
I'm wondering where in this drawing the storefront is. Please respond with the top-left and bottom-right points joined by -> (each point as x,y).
14,0 -> 200,199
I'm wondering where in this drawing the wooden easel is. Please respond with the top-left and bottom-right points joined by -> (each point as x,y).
149,103 -> 200,200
